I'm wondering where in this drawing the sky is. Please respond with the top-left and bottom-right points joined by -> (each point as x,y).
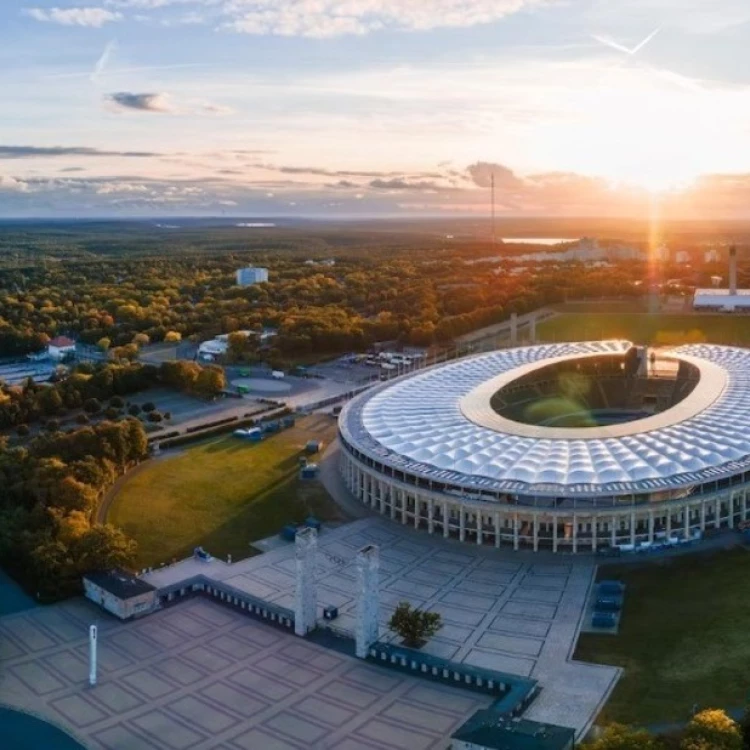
2,0 -> 750,218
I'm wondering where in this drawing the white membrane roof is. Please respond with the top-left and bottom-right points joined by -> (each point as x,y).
339,342 -> 750,498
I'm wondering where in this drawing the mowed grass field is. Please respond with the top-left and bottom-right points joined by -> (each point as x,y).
575,548 -> 750,725
108,414 -> 343,568
537,312 -> 750,346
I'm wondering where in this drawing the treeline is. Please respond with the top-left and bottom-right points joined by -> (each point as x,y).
0,240 -> 646,362
0,419 -> 148,600
584,710 -> 747,750
0,360 -> 226,429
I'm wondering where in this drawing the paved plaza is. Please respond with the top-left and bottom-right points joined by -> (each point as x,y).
0,597 -> 490,750
143,517 -> 621,735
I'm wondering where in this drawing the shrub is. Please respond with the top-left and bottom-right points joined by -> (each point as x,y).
163,411 -> 172,421
16,424 -> 30,437
128,404 -> 142,417
104,406 -> 121,420
109,396 -> 125,409
45,419 -> 61,432
76,413 -> 90,425
142,402 -> 156,413
388,602 -> 442,648
147,411 -> 163,423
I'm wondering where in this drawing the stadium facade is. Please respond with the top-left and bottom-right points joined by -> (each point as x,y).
338,341 -> 750,553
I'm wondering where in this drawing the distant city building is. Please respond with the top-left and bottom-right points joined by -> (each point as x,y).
694,247 -> 747,310
505,238 -> 644,265
83,569 -> 157,620
47,335 -> 76,361
304,258 -> 336,267
675,250 -> 690,264
236,267 -> 269,286
705,248 -> 721,264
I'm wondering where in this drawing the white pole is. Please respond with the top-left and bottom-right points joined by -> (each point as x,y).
89,624 -> 98,687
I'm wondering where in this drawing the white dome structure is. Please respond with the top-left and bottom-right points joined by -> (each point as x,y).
338,342 -> 750,553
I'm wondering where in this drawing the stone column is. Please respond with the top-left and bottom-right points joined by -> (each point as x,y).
591,518 -> 597,552
729,494 -> 736,528
666,510 -> 672,538
552,517 -> 558,553
443,502 -> 450,538
611,515 -> 617,547
459,507 -> 466,542
743,492 -> 748,522
572,516 -> 578,554
700,502 -> 706,532
715,498 -> 721,529
414,497 -> 420,529
294,527 -> 318,637
648,511 -> 654,544
390,489 -> 396,520
427,499 -> 435,534
402,491 -> 408,525
379,481 -> 386,515
494,513 -> 501,548
476,514 -> 483,545
529,315 -> 537,344
355,545 -> 380,659
513,513 -> 520,551
533,515 -> 539,552
684,505 -> 690,538
510,313 -> 518,345
630,511 -> 636,546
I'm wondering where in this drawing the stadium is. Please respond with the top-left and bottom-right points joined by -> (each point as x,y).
338,341 -> 750,553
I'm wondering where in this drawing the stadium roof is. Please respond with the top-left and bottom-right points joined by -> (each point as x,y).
340,341 -> 750,498
694,289 -> 750,309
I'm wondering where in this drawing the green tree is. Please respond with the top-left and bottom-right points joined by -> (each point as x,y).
388,601 -> 442,648
195,366 -> 226,397
681,710 -> 742,750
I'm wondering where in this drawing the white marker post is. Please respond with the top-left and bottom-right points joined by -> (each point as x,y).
89,624 -> 98,687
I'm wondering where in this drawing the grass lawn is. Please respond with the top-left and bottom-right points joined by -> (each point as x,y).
537,313 -> 750,346
108,414 -> 343,568
575,548 -> 750,726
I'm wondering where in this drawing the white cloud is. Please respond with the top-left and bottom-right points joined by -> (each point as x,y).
222,0 -> 551,37
24,6 -> 123,27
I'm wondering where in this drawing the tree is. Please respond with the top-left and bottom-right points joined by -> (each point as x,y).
583,724 -> 660,750
388,601 -> 442,648
682,710 -> 742,750
109,396 -> 125,409
142,402 -> 156,413
128,403 -> 142,417
133,333 -> 150,347
195,366 -> 226,397
97,337 -> 111,352
147,411 -> 163,423
83,398 -> 102,415
16,424 -> 29,437
164,330 -> 182,343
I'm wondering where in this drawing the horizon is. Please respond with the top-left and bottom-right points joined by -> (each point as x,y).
3,0 -> 750,218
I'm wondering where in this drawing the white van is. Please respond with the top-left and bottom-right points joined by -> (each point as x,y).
271,370 -> 285,380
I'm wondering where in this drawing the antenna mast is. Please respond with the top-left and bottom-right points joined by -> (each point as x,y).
491,172 -> 496,246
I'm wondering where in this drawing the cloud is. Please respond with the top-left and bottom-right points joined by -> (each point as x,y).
467,162 -> 524,190
24,7 -> 123,27
106,92 -> 233,115
0,145 -> 158,158
369,178 -> 444,191
108,92 -> 175,113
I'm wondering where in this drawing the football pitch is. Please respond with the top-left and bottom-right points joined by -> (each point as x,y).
537,313 -> 750,346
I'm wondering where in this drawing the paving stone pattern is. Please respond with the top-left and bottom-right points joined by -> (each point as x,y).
0,597 -> 490,750
143,518 -> 621,735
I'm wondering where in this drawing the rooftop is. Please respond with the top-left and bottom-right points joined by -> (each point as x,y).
48,336 -> 75,348
84,568 -> 156,599
452,712 -> 575,750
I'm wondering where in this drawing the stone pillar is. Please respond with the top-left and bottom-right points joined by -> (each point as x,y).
355,545 -> 380,659
443,502 -> 450,538
529,315 -> 537,344
510,313 -> 518,345
684,506 -> 690,538
476,514 -> 483,545
572,516 -> 578,554
390,489 -> 396,520
533,515 -> 539,552
666,510 -> 672,538
294,527 -> 318,637
552,517 -> 558,553
630,511 -> 636,546
648,511 -> 654,544
729,494 -> 736,528
459,507 -> 466,542
427,499 -> 435,534
715,498 -> 721,529
402,491 -> 408,525
513,513 -> 519,551
414,497 -> 420,529
743,492 -> 748,522
611,515 -> 617,547
591,518 -> 597,552
700,502 -> 706,532
495,513 -> 501,548
379,481 -> 386,514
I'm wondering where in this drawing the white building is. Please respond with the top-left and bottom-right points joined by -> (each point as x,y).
47,336 -> 76,361
83,569 -> 157,620
236,267 -> 269,286
197,329 -> 277,360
